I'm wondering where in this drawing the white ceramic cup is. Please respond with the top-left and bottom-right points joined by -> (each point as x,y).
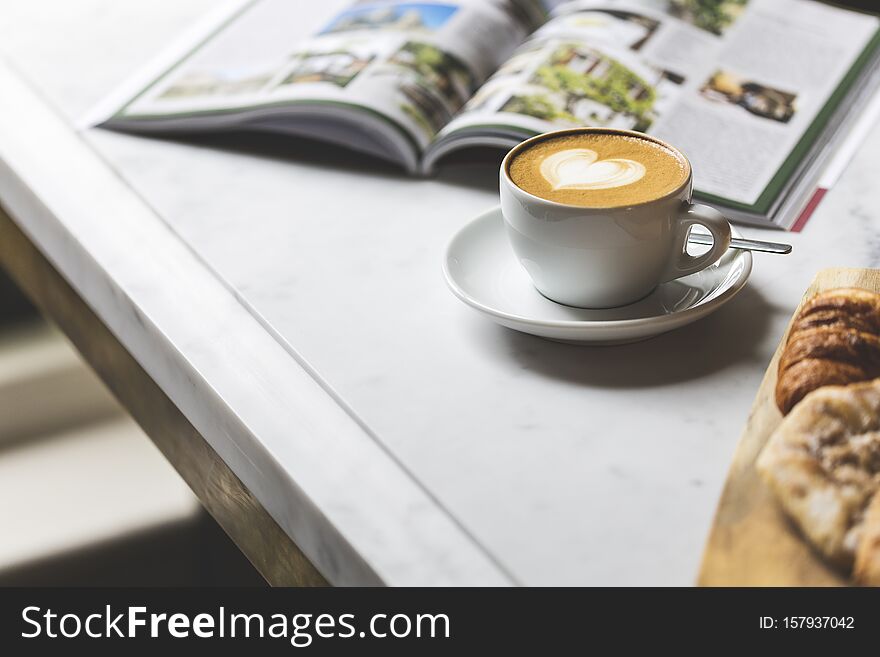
500,128 -> 731,308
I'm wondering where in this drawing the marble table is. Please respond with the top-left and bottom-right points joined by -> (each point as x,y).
1,0 -> 878,586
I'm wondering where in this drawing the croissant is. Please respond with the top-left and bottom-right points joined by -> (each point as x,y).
776,288 -> 880,415
793,288 -> 880,334
776,359 -> 870,416
779,327 -> 880,373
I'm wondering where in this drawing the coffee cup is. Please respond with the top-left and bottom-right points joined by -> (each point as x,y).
500,127 -> 731,308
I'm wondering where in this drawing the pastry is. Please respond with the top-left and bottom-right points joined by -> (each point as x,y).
779,327 -> 880,374
855,493 -> 880,586
794,288 -> 880,335
775,359 -> 869,418
757,379 -> 880,569
775,288 -> 880,414
792,308 -> 880,336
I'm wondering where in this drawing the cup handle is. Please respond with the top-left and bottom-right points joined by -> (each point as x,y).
660,203 -> 732,283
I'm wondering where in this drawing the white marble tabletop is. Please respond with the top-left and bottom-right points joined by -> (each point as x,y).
1,0 -> 878,585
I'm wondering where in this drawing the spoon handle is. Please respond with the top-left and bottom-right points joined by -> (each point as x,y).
688,233 -> 792,255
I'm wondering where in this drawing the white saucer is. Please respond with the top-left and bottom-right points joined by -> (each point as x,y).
443,207 -> 752,345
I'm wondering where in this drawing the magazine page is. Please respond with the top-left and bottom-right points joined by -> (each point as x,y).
434,0 -> 880,212
104,0 -> 553,161
431,1 -> 701,152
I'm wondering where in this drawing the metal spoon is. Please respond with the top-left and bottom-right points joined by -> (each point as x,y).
688,233 -> 792,254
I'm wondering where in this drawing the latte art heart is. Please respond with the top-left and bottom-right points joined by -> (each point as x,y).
540,148 -> 646,191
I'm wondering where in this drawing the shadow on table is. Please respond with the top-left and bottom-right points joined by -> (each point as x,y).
433,147 -> 504,192
139,130 -> 407,176
474,284 -> 777,388
107,129 -> 503,192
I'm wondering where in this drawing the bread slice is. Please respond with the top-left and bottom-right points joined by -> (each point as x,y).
758,380 -> 880,568
855,493 -> 880,586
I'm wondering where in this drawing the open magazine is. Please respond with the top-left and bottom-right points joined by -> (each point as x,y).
98,0 -> 880,229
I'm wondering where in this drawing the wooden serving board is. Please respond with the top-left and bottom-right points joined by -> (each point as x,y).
698,267 -> 880,586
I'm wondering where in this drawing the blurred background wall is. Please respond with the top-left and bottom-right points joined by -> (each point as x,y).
0,269 -> 264,586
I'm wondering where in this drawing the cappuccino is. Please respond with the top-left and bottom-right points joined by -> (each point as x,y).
508,131 -> 689,207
